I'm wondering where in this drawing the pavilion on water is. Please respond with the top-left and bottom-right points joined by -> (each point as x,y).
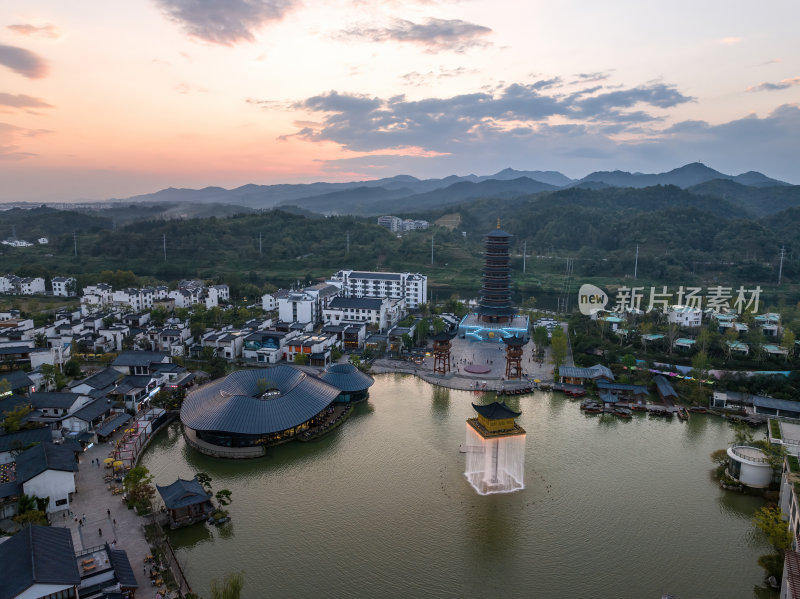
464,401 -> 526,494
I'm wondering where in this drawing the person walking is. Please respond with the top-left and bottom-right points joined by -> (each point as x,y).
107,508 -> 111,518
98,528 -> 102,537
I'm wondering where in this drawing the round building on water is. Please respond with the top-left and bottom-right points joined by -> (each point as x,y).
318,363 -> 374,403
181,366 -> 343,457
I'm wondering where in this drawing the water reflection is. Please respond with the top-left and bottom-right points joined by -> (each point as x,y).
170,519 -> 214,550
431,386 -> 450,414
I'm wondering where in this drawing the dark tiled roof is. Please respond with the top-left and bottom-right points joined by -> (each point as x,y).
96,413 -> 132,437
0,427 -> 52,453
156,477 -> 211,510
16,442 -> 77,483
654,375 -> 677,398
71,398 -> 111,422
486,228 -> 513,238
74,367 -> 122,390
181,366 -> 340,435
0,370 -> 33,390
348,271 -> 402,281
30,392 -> 83,410
328,297 -> 384,310
108,548 -> 139,588
0,393 -> 29,416
472,402 -> 521,419
112,350 -> 169,367
0,481 -> 20,499
753,396 -> 800,412
318,364 -> 374,393
0,525 -> 80,599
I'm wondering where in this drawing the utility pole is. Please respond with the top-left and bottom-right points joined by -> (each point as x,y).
431,235 -> 434,265
163,234 -> 167,262
73,232 -> 77,257
634,244 -> 639,279
259,232 -> 262,257
523,240 -> 527,273
346,232 -> 350,256
778,245 -> 785,285
11,225 -> 16,240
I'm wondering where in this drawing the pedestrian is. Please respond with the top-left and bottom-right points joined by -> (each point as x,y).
113,518 -> 116,526
79,520 -> 82,527
107,508 -> 111,518
98,528 -> 102,537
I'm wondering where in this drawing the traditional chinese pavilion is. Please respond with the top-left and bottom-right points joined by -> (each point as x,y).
464,401 -> 526,494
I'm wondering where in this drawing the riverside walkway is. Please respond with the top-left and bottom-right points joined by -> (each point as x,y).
51,426 -> 154,593
370,334 -> 560,392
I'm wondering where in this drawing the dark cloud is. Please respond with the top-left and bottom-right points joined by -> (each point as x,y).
7,24 -> 60,39
746,77 -> 800,92
283,81 -> 693,152
0,93 -> 52,110
154,0 -> 298,45
341,18 -> 491,52
0,44 -> 49,78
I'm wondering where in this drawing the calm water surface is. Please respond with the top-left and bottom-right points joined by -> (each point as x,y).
141,375 -> 769,598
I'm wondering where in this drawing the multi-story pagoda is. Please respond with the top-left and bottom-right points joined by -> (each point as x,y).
464,401 -> 526,494
477,220 -> 515,324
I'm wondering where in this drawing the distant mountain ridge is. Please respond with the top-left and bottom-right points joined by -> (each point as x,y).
104,163 -> 791,217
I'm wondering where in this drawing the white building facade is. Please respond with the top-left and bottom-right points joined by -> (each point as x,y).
328,270 -> 427,309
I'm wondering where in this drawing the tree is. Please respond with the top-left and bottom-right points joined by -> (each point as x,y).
2,404 -> 33,432
731,422 -> 755,446
550,327 -> 568,373
39,364 -> 66,391
401,333 -> 413,352
215,489 -> 232,506
432,317 -> 446,334
196,472 -> 213,493
621,354 -> 636,370
294,353 -> 309,365
414,318 -> 429,346
124,466 -> 156,513
752,505 -> 792,553
210,571 -> 245,599
34,332 -> 48,348
782,329 -> 795,361
14,494 -> 49,526
63,359 -> 81,378
696,327 -> 713,355
533,326 -> 549,350
665,324 -> 679,356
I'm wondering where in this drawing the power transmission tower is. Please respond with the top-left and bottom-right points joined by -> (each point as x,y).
431,235 -> 434,265
523,240 -> 527,273
346,232 -> 350,256
557,258 -> 574,314
634,244 -> 639,279
778,245 -> 785,285
163,234 -> 167,262
73,232 -> 77,257
259,232 -> 262,257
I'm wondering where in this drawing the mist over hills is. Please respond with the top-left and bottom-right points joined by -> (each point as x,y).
91,162 -> 793,218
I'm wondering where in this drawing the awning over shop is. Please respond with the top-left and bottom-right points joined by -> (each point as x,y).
96,413 -> 132,437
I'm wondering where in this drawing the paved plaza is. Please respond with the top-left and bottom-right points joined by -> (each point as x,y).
371,323 -> 573,392
49,429 -> 155,594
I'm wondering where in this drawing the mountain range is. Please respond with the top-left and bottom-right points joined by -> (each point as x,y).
104,162 -> 794,217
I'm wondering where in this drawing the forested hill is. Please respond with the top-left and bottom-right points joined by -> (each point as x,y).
1,184 -> 800,300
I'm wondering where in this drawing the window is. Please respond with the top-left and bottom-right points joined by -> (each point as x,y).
55,498 -> 67,506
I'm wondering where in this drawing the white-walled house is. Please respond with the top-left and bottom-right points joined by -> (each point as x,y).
277,290 -> 315,324
51,276 -> 77,297
15,442 -> 78,512
242,329 -> 300,364
328,270 -> 427,309
668,306 -> 702,327
323,296 -> 403,332
262,293 -> 277,311
0,526 -> 81,598
29,392 -> 93,426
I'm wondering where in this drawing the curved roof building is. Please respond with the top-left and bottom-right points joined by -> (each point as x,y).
318,363 -> 374,403
181,366 -> 342,455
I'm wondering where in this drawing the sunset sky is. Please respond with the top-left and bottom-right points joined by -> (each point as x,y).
1,0 -> 799,201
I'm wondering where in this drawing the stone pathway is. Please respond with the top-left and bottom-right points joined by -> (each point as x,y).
51,429 -> 154,593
